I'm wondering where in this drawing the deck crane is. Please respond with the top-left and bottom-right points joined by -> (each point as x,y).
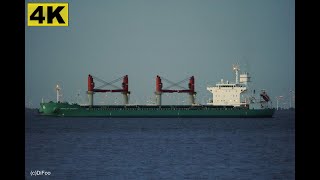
87,74 -> 130,106
155,75 -> 196,105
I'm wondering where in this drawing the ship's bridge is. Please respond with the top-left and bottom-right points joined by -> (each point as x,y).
207,83 -> 247,107
215,83 -> 246,88
207,65 -> 250,107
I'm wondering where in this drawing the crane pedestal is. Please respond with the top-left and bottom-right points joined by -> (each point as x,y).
122,93 -> 129,105
155,92 -> 162,106
189,94 -> 195,105
87,91 -> 94,107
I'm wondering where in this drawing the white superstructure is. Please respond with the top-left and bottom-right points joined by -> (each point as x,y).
207,65 -> 251,107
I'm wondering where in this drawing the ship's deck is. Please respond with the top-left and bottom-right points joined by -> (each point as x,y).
79,105 -> 249,110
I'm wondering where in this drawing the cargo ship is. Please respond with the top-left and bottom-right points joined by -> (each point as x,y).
39,65 -> 275,118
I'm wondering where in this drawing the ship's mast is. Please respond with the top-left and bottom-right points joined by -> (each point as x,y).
56,84 -> 61,103
233,64 -> 240,84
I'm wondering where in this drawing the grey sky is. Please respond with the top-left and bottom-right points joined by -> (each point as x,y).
25,0 -> 295,108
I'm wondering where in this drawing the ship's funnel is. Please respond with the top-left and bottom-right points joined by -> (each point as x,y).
239,72 -> 251,85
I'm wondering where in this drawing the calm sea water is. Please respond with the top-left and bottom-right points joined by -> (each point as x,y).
25,109 -> 295,179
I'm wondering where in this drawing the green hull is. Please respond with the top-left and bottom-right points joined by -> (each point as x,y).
39,102 -> 275,118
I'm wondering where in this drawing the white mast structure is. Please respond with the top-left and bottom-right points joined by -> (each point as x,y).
233,64 -> 240,84
56,84 -> 62,103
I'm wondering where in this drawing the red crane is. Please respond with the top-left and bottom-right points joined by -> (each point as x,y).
259,90 -> 271,109
155,75 -> 196,105
260,91 -> 270,102
87,74 -> 130,106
